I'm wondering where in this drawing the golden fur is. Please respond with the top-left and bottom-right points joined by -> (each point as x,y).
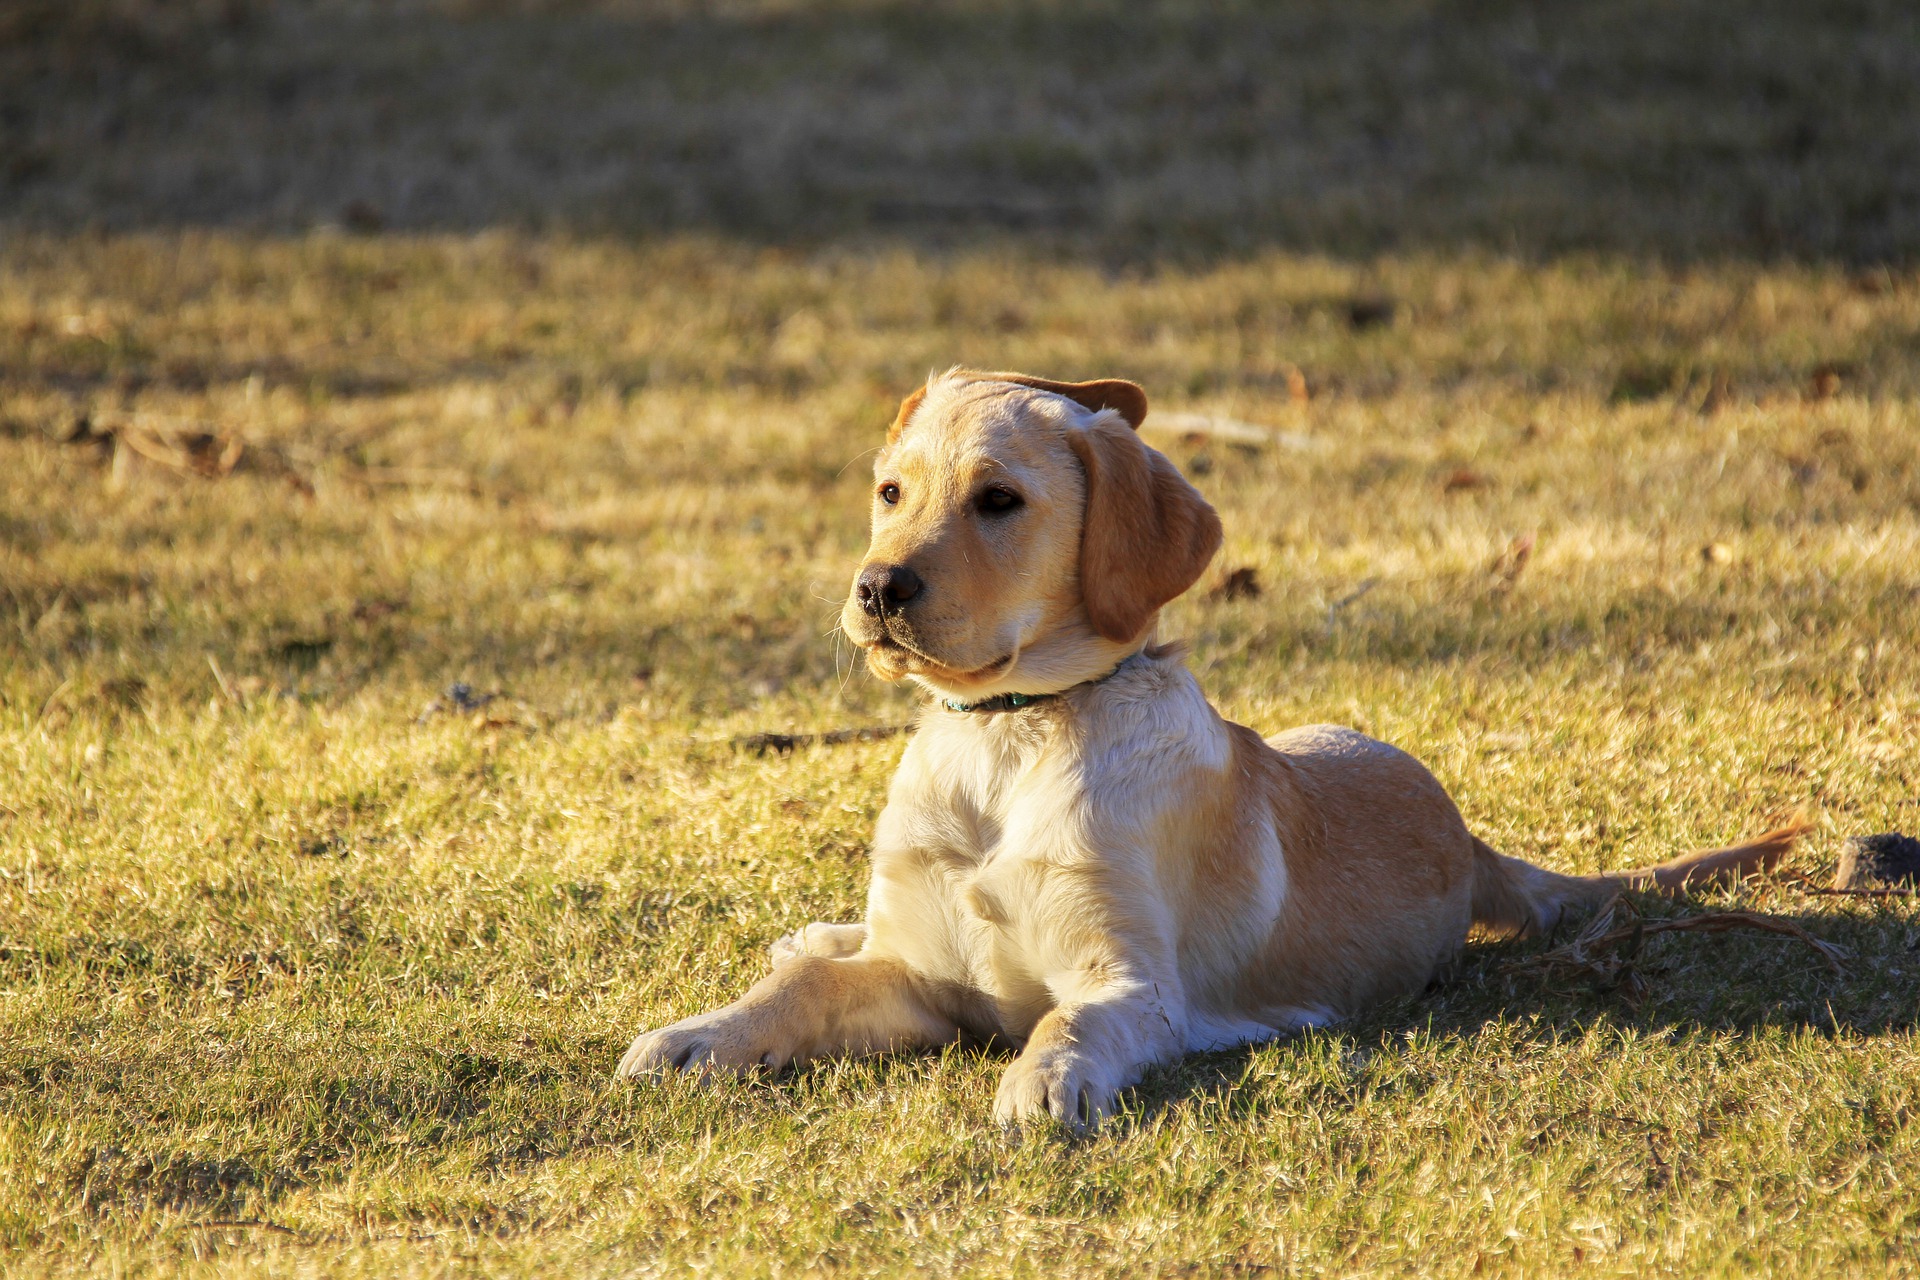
617,369 -> 1805,1127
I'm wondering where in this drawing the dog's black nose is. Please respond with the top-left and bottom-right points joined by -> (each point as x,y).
856,563 -> 923,616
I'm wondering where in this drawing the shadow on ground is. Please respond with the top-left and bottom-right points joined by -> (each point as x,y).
1120,895 -> 1920,1130
5,0 -> 1917,263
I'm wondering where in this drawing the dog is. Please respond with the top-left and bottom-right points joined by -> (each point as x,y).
617,368 -> 1803,1128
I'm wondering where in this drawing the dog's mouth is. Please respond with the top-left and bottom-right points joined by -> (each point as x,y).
865,633 -> 1014,686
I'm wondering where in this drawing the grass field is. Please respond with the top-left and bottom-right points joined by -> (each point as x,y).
5,2 -> 1920,1276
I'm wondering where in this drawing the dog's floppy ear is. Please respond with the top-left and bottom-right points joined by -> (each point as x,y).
885,384 -> 929,444
1068,417 -> 1223,644
980,373 -> 1148,431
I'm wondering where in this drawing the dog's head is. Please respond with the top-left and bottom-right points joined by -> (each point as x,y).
841,369 -> 1222,699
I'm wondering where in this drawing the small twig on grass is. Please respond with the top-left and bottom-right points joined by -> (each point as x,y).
732,724 -> 909,755
192,1218 -> 303,1237
1804,885 -> 1918,898
190,1218 -> 441,1244
1323,578 -> 1378,632
206,654 -> 239,704
1503,895 -> 1848,1004
351,464 -> 477,492
1626,910 -> 1849,973
35,675 -> 76,725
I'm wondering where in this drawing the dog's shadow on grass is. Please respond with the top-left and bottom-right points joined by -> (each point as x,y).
1113,896 -> 1920,1133
641,894 -> 1914,1137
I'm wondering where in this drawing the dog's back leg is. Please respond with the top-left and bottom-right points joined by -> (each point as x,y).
770,922 -> 868,967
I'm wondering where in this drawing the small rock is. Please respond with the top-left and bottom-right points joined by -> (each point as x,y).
416,682 -> 504,722
1834,833 -> 1920,891
447,682 -> 494,712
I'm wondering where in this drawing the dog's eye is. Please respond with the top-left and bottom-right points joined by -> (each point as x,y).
977,486 -> 1024,515
878,482 -> 900,506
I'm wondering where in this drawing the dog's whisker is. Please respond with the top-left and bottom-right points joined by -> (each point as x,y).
836,445 -> 883,479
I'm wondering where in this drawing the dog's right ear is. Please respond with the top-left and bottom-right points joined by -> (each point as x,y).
885,384 -> 929,444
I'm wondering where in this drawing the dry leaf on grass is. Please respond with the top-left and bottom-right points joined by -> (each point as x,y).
1347,294 -> 1397,330
116,422 -> 244,478
61,412 -> 315,493
1210,567 -> 1262,602
1488,535 -> 1534,600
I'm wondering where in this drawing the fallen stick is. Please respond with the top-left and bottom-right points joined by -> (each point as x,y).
1596,910 -> 1850,974
1804,885 -> 1917,898
732,724 -> 910,755
1503,895 -> 1848,1003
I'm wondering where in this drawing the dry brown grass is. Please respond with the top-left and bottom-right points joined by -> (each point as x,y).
3,2 -> 1920,1275
4,228 -> 1918,1277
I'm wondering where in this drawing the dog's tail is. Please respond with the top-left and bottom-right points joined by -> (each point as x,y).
1469,815 -> 1810,939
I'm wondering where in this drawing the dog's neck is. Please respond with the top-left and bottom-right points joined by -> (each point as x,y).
939,650 -> 1145,715
908,611 -> 1160,708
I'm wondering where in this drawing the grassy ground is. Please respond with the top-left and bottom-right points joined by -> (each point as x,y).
4,2 -> 1920,1277
6,233 -> 1919,1278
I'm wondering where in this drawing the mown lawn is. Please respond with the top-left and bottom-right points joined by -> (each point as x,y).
4,231 -> 1918,1277
4,2 -> 1920,1276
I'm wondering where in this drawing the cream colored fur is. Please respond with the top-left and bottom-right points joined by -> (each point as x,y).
616,369 -> 1804,1128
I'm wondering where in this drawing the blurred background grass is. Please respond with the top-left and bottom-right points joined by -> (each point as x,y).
2,2 -> 1918,1275
4,0 -> 1919,262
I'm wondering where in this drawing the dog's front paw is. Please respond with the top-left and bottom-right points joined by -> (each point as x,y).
616,1008 -> 788,1081
993,1047 -> 1119,1131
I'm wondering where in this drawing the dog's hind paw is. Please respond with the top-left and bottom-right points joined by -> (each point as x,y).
768,921 -> 867,968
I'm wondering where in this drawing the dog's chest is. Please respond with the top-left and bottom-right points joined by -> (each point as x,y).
866,725 -> 1070,1039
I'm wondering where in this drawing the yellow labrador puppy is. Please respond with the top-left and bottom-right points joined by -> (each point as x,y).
618,369 -> 1802,1127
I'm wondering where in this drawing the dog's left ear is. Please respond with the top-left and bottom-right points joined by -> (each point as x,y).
1068,414 -> 1223,644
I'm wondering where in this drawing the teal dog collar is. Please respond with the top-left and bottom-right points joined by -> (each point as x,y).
942,690 -> 1051,715
939,653 -> 1140,715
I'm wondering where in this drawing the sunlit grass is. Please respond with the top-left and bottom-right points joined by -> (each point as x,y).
2,228 -> 1917,1275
